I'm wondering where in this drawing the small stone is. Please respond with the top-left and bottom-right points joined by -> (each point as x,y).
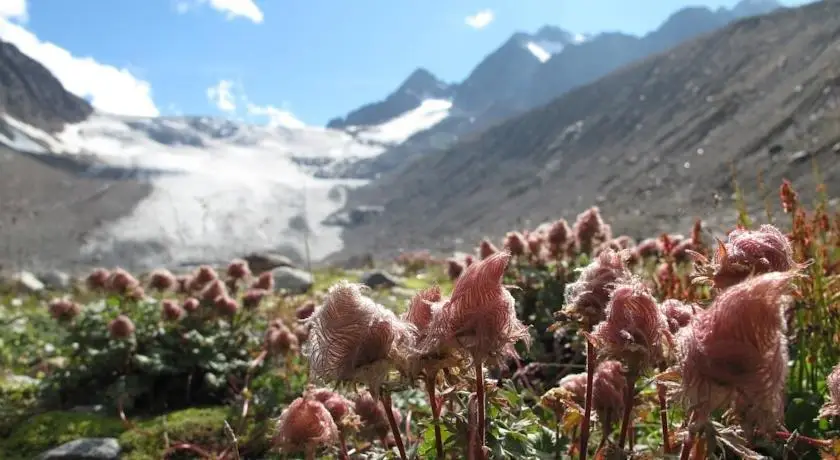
270,267 -> 314,295
360,270 -> 401,289
38,437 -> 121,460
242,252 -> 295,275
14,271 -> 44,294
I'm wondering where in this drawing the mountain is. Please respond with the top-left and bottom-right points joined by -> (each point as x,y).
0,40 -> 92,134
333,0 -> 840,261
326,0 -> 783,180
326,68 -> 455,129
0,37 -> 442,272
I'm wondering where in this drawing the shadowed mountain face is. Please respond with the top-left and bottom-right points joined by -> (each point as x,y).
0,39 -> 92,133
333,1 -> 840,261
326,0 -> 783,180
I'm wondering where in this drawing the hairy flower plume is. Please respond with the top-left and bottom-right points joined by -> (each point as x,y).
478,239 -> 499,260
272,395 -> 338,453
573,207 -> 612,255
303,281 -> 415,392
677,272 -> 794,435
421,251 -> 530,365
591,278 -> 669,369
692,224 -> 800,290
563,249 -> 631,328
503,231 -> 527,256
659,299 -> 697,334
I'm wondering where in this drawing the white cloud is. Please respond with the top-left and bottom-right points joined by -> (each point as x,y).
465,9 -> 494,29
176,0 -> 264,23
0,14 -> 159,117
246,103 -> 305,129
206,79 -> 237,112
0,0 -> 27,22
206,79 -> 305,128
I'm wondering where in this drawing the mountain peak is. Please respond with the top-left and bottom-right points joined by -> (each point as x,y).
326,67 -> 453,129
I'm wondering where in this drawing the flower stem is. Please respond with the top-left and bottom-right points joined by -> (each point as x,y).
657,382 -> 671,453
579,339 -> 595,460
339,431 -> 350,460
679,411 -> 697,460
617,372 -> 638,449
380,392 -> 408,460
426,374 -> 445,459
474,359 -> 487,459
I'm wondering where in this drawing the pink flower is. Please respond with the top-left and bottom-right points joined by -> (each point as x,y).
265,321 -> 299,355
182,297 -> 200,313
48,298 -> 81,322
421,251 -> 530,365
403,285 -> 442,335
446,258 -> 464,280
478,239 -> 498,260
214,295 -> 239,316
354,390 -> 399,441
86,268 -> 110,291
563,249 -> 631,327
676,272 -> 794,435
503,232 -> 527,257
692,224 -> 800,290
635,238 -> 662,259
659,299 -> 696,334
200,279 -> 228,303
272,395 -> 338,453
161,299 -> 184,321
251,271 -> 274,291
109,315 -> 135,339
547,219 -> 572,254
107,268 -> 139,295
573,207 -> 612,255
303,281 -> 415,391
148,269 -> 176,292
242,288 -> 268,309
296,300 -> 317,320
591,278 -> 669,370
226,259 -> 251,280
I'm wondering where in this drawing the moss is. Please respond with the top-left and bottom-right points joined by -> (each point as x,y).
0,410 -> 125,459
119,406 -> 247,460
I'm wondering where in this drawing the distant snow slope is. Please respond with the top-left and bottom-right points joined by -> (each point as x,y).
346,99 -> 453,145
0,102 -> 452,269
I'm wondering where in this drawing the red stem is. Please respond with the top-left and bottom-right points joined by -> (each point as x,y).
381,392 -> 408,460
657,383 -> 671,453
617,373 -> 638,449
679,411 -> 697,460
579,340 -> 595,460
474,359 -> 487,459
774,431 -> 832,449
426,374 -> 445,459
339,431 -> 350,460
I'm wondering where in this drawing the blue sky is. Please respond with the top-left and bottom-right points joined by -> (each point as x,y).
0,0 -> 807,127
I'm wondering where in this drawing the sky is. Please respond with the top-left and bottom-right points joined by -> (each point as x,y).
0,0 -> 809,128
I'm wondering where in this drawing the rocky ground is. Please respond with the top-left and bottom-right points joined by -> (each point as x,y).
0,145 -> 152,273
333,1 -> 840,262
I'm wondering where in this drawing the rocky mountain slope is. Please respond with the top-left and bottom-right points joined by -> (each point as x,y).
329,0 -> 782,180
0,40 -> 92,134
334,0 -> 840,261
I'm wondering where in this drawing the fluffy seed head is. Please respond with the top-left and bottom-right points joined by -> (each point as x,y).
242,289 -> 268,309
148,269 -> 176,292
573,207 -> 612,254
354,390 -> 399,441
86,268 -> 110,291
591,278 -> 669,370
214,295 -> 239,316
819,363 -> 840,419
200,279 -> 228,303
107,268 -> 140,295
48,298 -> 81,322
677,272 -> 794,434
446,258 -> 464,280
563,249 -> 631,328
478,239 -> 498,260
303,281 -> 415,391
109,315 -> 135,339
252,271 -> 274,290
226,259 -> 251,280
659,299 -> 696,334
296,301 -> 317,320
161,299 -> 185,322
182,297 -> 200,313
503,231 -> 527,256
272,396 -> 338,453
421,251 -> 530,365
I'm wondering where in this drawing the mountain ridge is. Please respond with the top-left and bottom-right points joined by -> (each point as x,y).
331,0 -> 840,262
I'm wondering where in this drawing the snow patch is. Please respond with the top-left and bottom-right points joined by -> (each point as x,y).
526,42 -> 552,63
351,99 -> 452,145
